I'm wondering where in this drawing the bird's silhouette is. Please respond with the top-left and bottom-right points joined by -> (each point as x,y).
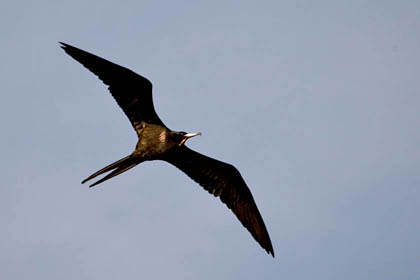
60,42 -> 274,257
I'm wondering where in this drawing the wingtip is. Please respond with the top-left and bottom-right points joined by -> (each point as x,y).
59,42 -> 74,52
267,242 -> 275,257
263,240 -> 275,257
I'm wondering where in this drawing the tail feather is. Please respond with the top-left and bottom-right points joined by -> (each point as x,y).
82,155 -> 137,186
88,162 -> 138,187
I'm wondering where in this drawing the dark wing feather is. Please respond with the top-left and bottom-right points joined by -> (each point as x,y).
164,146 -> 274,257
60,42 -> 166,134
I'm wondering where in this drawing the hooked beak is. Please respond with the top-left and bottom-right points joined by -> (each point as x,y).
179,132 -> 202,146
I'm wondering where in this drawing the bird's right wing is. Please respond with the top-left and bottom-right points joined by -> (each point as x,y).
163,146 -> 274,256
60,42 -> 166,135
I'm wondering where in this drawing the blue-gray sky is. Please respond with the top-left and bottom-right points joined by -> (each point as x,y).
1,1 -> 419,279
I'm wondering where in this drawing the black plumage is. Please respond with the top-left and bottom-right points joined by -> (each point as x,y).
60,42 -> 274,257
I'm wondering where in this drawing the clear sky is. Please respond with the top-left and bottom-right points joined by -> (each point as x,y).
1,1 -> 420,279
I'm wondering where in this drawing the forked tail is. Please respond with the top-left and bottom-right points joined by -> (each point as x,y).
82,155 -> 139,187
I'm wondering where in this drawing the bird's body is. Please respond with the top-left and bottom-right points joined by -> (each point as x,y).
134,123 -> 174,158
60,42 -> 274,257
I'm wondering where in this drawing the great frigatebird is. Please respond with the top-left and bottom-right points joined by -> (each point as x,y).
60,42 -> 274,257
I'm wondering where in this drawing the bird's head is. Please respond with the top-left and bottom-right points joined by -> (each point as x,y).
175,131 -> 202,146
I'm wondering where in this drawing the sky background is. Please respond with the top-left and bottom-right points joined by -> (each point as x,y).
1,1 -> 420,279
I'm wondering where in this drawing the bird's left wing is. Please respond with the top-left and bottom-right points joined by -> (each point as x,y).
163,146 -> 274,256
60,42 -> 166,135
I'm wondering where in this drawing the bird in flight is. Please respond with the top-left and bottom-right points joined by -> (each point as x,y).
60,42 -> 274,257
